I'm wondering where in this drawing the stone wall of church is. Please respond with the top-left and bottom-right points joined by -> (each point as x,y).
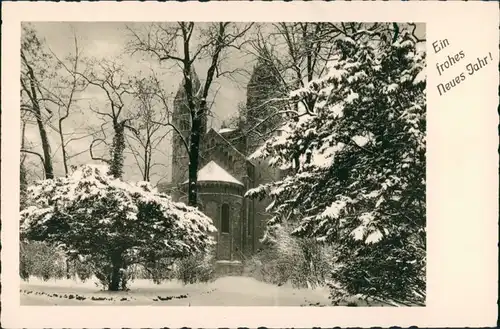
199,129 -> 282,256
250,157 -> 282,251
167,122 -> 283,261
199,189 -> 244,261
175,182 -> 245,261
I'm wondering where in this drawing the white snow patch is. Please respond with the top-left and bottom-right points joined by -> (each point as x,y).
352,135 -> 369,147
310,151 -> 332,168
345,91 -> 359,104
351,226 -> 364,241
365,229 -> 383,244
218,128 -> 237,134
248,146 -> 264,160
387,83 -> 399,92
350,212 -> 375,241
413,70 -> 426,85
320,199 -> 348,219
216,260 -> 242,265
329,103 -> 344,118
20,276 -> 335,306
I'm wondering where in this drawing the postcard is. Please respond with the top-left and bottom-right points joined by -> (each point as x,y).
1,1 -> 498,328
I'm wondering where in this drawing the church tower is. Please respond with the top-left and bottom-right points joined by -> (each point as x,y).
244,60 -> 285,155
171,68 -> 207,185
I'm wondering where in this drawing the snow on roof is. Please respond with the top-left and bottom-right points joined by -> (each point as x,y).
183,161 -> 244,186
218,127 -> 237,134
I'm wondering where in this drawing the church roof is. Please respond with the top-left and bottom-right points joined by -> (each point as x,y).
206,128 -> 256,167
183,160 -> 244,186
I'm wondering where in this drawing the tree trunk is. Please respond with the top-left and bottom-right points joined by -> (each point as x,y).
108,252 -> 125,291
59,116 -> 70,176
108,123 -> 126,179
187,115 -> 202,207
23,55 -> 54,179
109,268 -> 121,291
34,104 -> 54,179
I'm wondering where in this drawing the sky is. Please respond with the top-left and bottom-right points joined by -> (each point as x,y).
23,22 -> 425,186
30,22 -> 252,123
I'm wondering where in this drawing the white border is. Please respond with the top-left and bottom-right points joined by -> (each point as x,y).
2,1 -> 499,328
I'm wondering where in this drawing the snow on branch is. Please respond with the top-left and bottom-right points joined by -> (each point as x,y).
21,164 -> 217,260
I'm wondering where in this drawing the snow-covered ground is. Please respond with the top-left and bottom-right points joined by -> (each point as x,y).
20,276 -> 385,306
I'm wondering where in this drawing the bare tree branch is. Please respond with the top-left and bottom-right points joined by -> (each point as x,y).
21,149 -> 46,178
89,138 -> 111,164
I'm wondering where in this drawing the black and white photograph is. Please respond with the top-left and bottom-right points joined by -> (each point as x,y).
18,20 -> 427,307
3,1 -> 499,327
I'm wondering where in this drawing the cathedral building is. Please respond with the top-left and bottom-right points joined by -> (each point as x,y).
159,65 -> 283,266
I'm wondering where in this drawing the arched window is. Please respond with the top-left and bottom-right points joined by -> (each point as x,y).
221,204 -> 230,233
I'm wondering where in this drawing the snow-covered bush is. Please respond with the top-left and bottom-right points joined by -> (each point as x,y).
134,257 -> 176,284
20,241 -> 67,281
247,28 -> 426,305
174,247 -> 216,284
71,258 -> 94,282
20,164 -> 217,291
244,224 -> 334,288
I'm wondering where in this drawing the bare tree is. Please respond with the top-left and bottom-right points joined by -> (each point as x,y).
247,23 -> 341,117
21,25 -> 91,181
128,22 -> 253,206
126,75 -> 171,182
44,33 -> 86,176
240,23 -> 410,156
20,113 -> 46,181
20,25 -> 56,179
20,114 -> 31,209
248,22 -> 406,116
76,58 -> 138,179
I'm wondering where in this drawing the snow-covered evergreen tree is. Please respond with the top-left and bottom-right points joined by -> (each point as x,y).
21,164 -> 216,291
247,29 -> 426,305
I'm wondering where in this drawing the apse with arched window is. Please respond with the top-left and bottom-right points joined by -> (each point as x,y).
221,203 -> 230,233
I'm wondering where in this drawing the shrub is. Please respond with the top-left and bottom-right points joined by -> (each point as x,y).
141,258 -> 176,284
21,164 -> 216,291
20,241 -> 67,281
71,258 -> 94,282
174,250 -> 216,284
243,224 -> 333,288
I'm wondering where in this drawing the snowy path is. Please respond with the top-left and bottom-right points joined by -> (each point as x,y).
21,276 -> 352,306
